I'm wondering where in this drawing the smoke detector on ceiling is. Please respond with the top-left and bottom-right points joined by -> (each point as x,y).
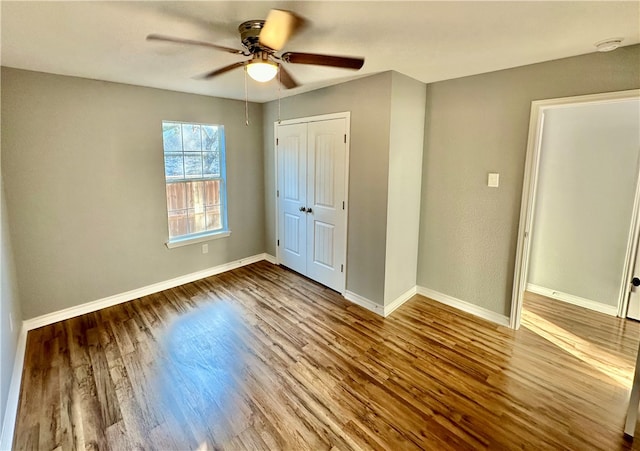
594,38 -> 624,52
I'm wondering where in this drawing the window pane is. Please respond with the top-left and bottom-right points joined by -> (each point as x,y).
164,154 -> 184,179
203,152 -> 220,177
202,126 -> 218,151
204,180 -> 221,206
182,124 -> 202,152
164,121 -> 226,241
186,181 -> 205,211
163,122 -> 182,153
168,209 -> 188,238
166,183 -> 187,211
206,205 -> 222,230
187,208 -> 206,234
184,155 -> 203,178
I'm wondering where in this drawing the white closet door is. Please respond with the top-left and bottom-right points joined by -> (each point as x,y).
277,123 -> 307,275
306,118 -> 346,292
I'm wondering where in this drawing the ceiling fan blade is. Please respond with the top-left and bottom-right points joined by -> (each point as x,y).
199,61 -> 248,79
146,34 -> 243,55
282,52 -> 364,70
259,9 -> 305,51
278,64 -> 299,89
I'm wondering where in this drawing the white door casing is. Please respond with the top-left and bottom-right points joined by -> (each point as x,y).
627,248 -> 640,320
276,113 -> 349,293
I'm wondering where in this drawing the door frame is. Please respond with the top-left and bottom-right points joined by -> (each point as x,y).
510,89 -> 640,330
274,111 -> 351,294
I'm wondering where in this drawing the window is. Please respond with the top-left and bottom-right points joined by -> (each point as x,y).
162,121 -> 228,246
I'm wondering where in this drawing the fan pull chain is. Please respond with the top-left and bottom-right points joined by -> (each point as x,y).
244,66 -> 250,126
277,64 -> 282,124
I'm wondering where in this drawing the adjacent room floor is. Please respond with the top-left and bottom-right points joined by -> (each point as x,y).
12,261 -> 640,450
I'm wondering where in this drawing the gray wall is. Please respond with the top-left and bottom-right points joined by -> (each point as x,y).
384,72 -> 426,304
0,180 -> 22,437
528,100 -> 640,306
1,68 -> 265,319
264,72 -> 393,305
418,45 -> 640,317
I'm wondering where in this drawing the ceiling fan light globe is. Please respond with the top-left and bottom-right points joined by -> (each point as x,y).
247,61 -> 278,82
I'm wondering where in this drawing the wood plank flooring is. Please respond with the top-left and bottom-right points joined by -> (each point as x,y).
12,262 -> 640,450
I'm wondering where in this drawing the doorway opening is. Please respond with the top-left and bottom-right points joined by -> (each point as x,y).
511,89 -> 640,329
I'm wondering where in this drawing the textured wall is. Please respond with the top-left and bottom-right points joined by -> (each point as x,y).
384,72 -> 426,304
528,101 -> 640,306
0,178 -> 22,438
264,73 -> 393,305
418,45 -> 640,316
1,68 -> 265,319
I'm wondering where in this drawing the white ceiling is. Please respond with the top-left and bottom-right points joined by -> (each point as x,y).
2,1 -> 638,103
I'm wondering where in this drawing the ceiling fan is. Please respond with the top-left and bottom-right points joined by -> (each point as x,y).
147,9 -> 365,89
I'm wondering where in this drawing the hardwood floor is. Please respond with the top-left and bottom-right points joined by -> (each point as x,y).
12,262 -> 640,450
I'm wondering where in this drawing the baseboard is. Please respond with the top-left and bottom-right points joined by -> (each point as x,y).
344,290 -> 385,316
0,324 -> 28,451
416,286 -> 511,327
263,253 -> 277,264
23,253 -> 272,331
384,286 -> 417,316
526,283 -> 618,316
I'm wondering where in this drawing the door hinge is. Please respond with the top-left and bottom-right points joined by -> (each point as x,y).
277,190 -> 279,198
342,201 -> 345,210
276,138 -> 279,145
277,239 -> 280,246
341,264 -> 344,273
344,134 -> 347,143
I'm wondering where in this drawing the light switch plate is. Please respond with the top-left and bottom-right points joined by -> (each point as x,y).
488,173 -> 500,188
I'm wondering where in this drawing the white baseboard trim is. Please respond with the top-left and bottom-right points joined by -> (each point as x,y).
344,286 -> 418,318
263,253 -> 277,264
526,283 -> 618,316
24,253 -> 272,331
416,286 -> 511,327
384,286 -> 417,316
0,324 -> 28,451
344,290 -> 385,316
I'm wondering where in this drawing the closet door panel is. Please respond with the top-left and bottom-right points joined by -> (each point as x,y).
277,123 -> 308,275
306,118 -> 347,292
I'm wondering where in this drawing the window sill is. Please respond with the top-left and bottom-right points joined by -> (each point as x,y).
165,230 -> 232,249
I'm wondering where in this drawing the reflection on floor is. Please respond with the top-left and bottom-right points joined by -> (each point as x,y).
11,263 -> 640,449
523,291 -> 638,388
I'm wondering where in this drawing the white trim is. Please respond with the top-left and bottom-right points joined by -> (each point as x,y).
263,254 -> 277,264
510,89 -> 640,330
23,253 -> 270,331
0,324 -> 27,451
277,111 -> 352,126
344,290 -> 385,316
526,284 -> 618,316
619,160 -> 640,317
165,230 -> 231,249
417,286 -> 511,327
384,286 -> 417,316
273,120 -> 280,264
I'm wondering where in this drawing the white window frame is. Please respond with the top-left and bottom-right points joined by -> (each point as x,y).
162,120 -> 230,248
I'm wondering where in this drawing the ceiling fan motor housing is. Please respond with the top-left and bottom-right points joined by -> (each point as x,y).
239,20 -> 267,53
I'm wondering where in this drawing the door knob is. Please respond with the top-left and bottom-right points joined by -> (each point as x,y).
305,207 -> 313,213
633,277 -> 640,287
299,206 -> 306,212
